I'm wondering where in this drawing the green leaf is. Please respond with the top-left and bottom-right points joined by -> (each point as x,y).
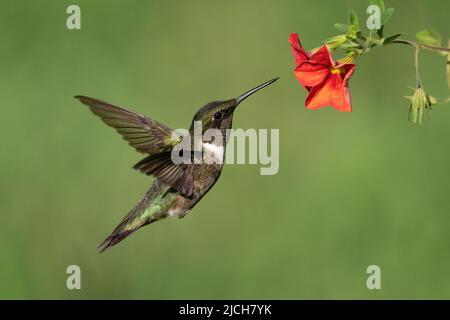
341,42 -> 363,50
370,0 -> 385,12
383,33 -> 402,44
324,35 -> 347,50
381,8 -> 394,25
349,29 -> 358,39
325,35 -> 346,43
356,31 -> 367,41
416,29 -> 442,47
334,23 -> 349,33
376,26 -> 384,38
348,9 -> 359,30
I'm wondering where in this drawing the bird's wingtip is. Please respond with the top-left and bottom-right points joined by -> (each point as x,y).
75,95 -> 95,107
74,95 -> 87,104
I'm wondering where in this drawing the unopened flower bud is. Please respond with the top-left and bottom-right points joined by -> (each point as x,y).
408,86 -> 430,124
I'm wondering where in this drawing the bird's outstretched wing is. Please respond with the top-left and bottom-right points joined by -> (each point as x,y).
76,95 -> 177,154
75,95 -> 193,197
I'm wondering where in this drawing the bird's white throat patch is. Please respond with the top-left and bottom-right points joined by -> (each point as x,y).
202,142 -> 224,164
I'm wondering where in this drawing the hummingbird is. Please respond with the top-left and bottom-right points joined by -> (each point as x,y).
75,77 -> 278,252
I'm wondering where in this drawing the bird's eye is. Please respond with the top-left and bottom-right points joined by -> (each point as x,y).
213,111 -> 223,120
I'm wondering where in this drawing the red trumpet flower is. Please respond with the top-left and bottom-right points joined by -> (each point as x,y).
289,33 -> 356,112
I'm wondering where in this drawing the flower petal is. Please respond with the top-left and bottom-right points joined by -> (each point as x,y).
340,63 -> 357,86
308,45 -> 335,67
295,62 -> 330,88
293,45 -> 336,87
305,73 -> 353,112
288,33 -> 310,65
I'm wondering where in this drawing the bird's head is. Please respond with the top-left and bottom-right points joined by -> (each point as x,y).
191,78 -> 279,136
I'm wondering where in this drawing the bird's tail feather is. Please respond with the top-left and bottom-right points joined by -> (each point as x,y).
97,184 -> 164,253
97,229 -> 139,253
97,212 -> 160,253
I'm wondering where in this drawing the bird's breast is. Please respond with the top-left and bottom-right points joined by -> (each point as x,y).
202,142 -> 225,164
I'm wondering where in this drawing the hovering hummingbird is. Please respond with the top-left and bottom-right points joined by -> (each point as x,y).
76,77 -> 278,252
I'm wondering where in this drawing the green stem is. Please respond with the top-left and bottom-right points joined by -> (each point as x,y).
447,39 -> 450,90
362,29 -> 374,53
415,46 -> 421,87
391,39 -> 450,53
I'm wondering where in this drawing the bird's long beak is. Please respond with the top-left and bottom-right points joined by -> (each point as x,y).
235,77 -> 279,106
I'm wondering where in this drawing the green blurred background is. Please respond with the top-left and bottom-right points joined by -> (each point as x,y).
0,0 -> 449,299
